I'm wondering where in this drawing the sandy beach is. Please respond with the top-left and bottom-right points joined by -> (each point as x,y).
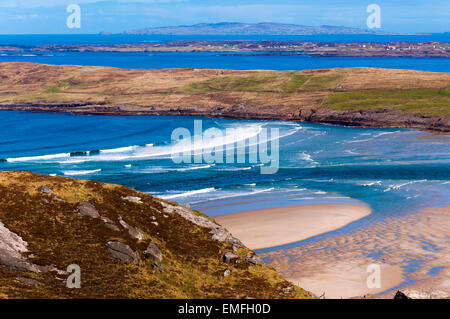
214,203 -> 371,250
262,205 -> 450,298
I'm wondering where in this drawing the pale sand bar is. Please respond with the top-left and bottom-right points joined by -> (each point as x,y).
214,204 -> 371,250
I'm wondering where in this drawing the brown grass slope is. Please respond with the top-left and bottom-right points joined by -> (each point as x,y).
0,171 -> 311,299
0,62 -> 449,131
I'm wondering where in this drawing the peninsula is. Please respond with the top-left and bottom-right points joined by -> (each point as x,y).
1,41 -> 449,58
0,63 -> 449,132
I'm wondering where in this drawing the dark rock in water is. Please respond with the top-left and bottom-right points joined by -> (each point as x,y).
223,252 -> 238,263
77,202 -> 100,218
152,262 -> 165,272
143,242 -> 163,262
244,254 -> 263,265
70,151 -> 88,157
15,277 -> 39,286
393,290 -> 411,299
106,241 -> 142,265
39,185 -> 53,194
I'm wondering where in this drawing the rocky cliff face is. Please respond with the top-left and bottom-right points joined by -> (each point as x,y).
0,171 -> 311,299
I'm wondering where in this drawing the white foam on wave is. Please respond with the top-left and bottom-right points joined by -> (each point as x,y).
189,187 -> 276,204
5,122 -> 302,164
6,153 -> 71,163
160,188 -> 217,200
172,164 -> 214,172
347,131 -> 399,144
62,169 -> 102,176
361,181 -> 382,186
383,180 -> 427,192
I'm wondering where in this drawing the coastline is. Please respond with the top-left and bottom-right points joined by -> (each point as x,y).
214,203 -> 371,250
0,63 -> 449,132
1,103 -> 449,133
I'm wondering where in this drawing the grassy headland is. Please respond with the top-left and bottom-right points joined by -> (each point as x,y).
0,171 -> 311,298
0,62 -> 449,131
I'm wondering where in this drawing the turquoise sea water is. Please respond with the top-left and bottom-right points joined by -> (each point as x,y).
1,111 -> 449,251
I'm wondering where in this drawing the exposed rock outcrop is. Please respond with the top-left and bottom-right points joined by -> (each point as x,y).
118,216 -> 147,241
143,243 -> 163,262
223,252 -> 238,264
106,241 -> 142,265
76,202 -> 100,218
160,201 -> 242,245
39,185 -> 53,195
122,196 -> 143,204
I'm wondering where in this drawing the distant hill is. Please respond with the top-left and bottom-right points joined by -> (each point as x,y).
123,22 -> 387,35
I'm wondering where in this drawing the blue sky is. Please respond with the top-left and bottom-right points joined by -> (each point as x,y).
0,0 -> 448,34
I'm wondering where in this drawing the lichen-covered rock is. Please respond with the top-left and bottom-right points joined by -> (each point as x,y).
244,253 -> 263,265
100,216 -> 120,232
39,185 -> 53,194
223,252 -> 238,264
122,196 -> 143,204
159,201 -> 241,245
143,242 -> 162,262
106,241 -> 142,265
118,216 -> 147,240
76,202 -> 100,218
15,277 -> 39,286
0,221 -> 62,273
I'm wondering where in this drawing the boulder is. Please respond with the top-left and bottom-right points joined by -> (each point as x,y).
15,277 -> 39,286
118,216 -> 147,241
143,242 -> 163,262
223,252 -> 238,263
106,241 -> 142,265
393,290 -> 410,299
122,196 -> 143,204
0,221 -> 50,273
76,202 -> 100,218
101,216 -> 120,231
39,185 -> 53,195
394,289 -> 445,299
244,254 -> 263,265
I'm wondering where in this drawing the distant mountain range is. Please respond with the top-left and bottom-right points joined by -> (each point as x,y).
122,22 -> 393,35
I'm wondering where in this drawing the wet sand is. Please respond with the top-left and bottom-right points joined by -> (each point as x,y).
214,204 -> 371,249
262,205 -> 450,299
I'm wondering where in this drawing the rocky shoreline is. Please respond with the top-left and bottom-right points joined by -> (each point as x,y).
1,102 -> 449,132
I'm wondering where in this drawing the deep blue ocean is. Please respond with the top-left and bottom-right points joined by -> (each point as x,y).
0,34 -> 449,72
